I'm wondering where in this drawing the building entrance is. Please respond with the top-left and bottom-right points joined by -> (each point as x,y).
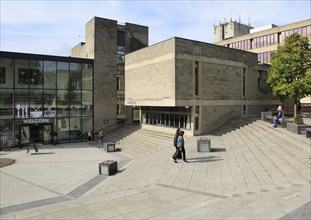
18,123 -> 53,145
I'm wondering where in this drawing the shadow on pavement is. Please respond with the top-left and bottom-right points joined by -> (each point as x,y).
187,156 -> 223,163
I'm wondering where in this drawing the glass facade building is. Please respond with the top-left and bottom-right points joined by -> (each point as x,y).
0,52 -> 93,147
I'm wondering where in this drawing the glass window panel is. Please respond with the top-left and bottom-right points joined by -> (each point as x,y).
0,89 -> 14,119
44,61 -> 56,89
117,76 -> 125,90
69,90 -> 81,117
117,104 -> 125,115
0,58 -> 14,88
0,119 -> 14,146
15,89 -> 29,119
43,90 -> 56,118
15,59 -> 29,89
57,62 -> 69,89
82,117 -> 93,141
57,117 -> 69,143
29,89 -> 43,118
82,64 -> 92,90
57,90 -> 69,117
70,117 -> 81,141
82,91 -> 93,116
29,60 -> 43,89
70,63 -> 81,90
117,65 -> 124,71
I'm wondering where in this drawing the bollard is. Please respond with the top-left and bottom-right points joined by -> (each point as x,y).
99,160 -> 118,175
197,138 -> 211,152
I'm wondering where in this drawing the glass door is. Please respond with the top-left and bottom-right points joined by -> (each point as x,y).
20,126 -> 30,145
43,124 -> 52,144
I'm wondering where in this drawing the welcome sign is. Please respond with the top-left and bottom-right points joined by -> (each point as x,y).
17,118 -> 51,124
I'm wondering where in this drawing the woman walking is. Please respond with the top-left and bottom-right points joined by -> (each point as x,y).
171,130 -> 188,163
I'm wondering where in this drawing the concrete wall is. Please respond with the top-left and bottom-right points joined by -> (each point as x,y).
125,39 -> 176,106
71,17 -> 148,131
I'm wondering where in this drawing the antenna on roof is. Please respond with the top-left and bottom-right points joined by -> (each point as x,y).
78,35 -> 85,42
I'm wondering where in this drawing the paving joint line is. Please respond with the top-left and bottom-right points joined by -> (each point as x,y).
0,151 -> 134,216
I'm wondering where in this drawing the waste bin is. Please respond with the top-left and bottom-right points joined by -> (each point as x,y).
104,143 -> 115,152
197,138 -> 211,152
98,160 -> 118,175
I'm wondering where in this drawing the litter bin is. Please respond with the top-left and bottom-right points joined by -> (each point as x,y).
104,143 -> 115,152
197,138 -> 211,152
99,160 -> 118,175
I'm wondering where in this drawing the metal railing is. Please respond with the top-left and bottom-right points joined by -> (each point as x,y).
93,119 -> 126,141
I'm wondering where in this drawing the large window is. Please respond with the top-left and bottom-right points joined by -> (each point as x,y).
142,107 -> 191,130
0,54 -> 93,145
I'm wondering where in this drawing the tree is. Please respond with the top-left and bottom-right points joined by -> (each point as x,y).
267,33 -> 311,117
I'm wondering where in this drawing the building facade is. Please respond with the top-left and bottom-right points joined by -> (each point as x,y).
214,19 -> 311,64
71,17 -> 148,131
125,37 -> 287,135
0,16 -> 148,148
0,51 -> 93,146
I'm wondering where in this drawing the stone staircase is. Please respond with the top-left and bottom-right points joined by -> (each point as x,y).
104,124 -> 173,158
211,116 -> 259,136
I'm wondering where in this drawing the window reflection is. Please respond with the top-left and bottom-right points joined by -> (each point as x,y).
0,58 -> 14,88
0,56 -> 93,145
0,89 -> 13,119
44,61 -> 56,89
57,62 -> 69,89
82,64 -> 92,90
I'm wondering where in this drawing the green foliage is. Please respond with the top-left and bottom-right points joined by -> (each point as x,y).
294,114 -> 304,125
267,33 -> 311,101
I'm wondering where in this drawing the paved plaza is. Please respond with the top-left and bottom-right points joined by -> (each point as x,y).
0,118 -> 310,219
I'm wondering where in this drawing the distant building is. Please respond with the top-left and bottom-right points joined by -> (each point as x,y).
125,37 -> 288,135
214,19 -> 311,64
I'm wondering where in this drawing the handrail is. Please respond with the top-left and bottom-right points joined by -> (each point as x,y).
93,118 -> 126,137
208,110 -> 237,129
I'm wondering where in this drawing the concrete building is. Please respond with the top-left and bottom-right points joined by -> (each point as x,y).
71,17 -> 148,131
214,19 -> 311,63
125,37 -> 287,135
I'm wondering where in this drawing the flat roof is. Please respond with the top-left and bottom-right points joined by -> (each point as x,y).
0,51 -> 93,64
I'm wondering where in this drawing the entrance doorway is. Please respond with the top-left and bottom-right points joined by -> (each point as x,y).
30,124 -> 42,143
19,123 -> 53,145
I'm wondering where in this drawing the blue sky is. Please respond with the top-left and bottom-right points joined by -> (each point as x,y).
1,0 -> 310,56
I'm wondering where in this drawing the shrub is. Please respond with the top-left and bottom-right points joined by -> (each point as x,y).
294,115 -> 304,125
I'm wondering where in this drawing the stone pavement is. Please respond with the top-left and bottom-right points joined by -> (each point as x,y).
0,118 -> 310,219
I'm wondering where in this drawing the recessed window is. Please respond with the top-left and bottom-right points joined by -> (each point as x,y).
18,68 -> 43,85
0,67 -> 5,84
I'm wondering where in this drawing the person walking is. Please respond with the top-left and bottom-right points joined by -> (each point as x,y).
171,130 -> 188,163
87,131 -> 92,144
178,131 -> 188,163
97,130 -> 104,148
173,128 -> 182,160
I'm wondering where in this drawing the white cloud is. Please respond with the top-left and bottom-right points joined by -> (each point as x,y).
0,0 -> 310,56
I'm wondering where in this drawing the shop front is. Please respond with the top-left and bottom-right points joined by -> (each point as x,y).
0,51 -> 94,147
16,118 -> 54,145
